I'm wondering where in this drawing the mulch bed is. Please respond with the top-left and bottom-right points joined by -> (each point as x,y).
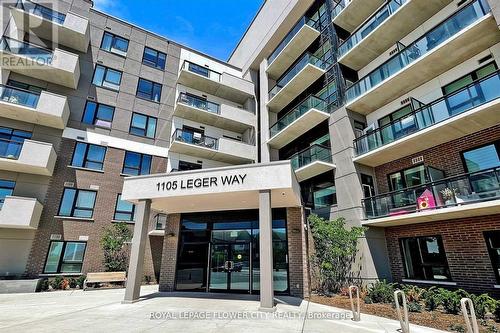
310,294 -> 500,332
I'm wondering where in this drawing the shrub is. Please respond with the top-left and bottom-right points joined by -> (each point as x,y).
101,222 -> 133,272
40,279 -> 49,291
449,323 -> 465,333
68,278 -> 77,289
402,284 -> 425,303
365,280 -> 397,304
470,294 -> 497,319
495,300 -> 500,321
76,275 -> 86,288
423,287 -> 443,311
407,301 -> 423,313
441,289 -> 469,315
50,276 -> 64,290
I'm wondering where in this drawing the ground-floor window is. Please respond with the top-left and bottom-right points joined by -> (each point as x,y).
400,235 -> 451,281
175,209 -> 289,294
484,231 -> 500,282
44,241 -> 87,274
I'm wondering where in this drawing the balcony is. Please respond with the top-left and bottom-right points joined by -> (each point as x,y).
0,37 -> 80,89
290,144 -> 335,182
174,93 -> 255,132
0,196 -> 43,229
338,0 -> 452,70
177,61 -> 254,104
169,129 -> 255,164
353,70 -> 500,167
0,139 -> 57,176
11,0 -> 90,52
0,85 -> 69,129
332,0 -> 386,32
266,16 -> 320,79
362,167 -> 500,226
267,53 -> 329,111
268,95 -> 329,149
345,0 -> 499,114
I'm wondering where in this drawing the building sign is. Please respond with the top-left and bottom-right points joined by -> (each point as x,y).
156,174 -> 247,192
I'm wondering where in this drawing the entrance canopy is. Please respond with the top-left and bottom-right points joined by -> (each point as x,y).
122,161 -> 302,213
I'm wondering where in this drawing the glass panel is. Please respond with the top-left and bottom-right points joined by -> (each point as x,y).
273,241 -> 288,292
97,104 -> 114,122
176,243 -> 208,290
140,155 -> 151,175
443,75 -> 473,95
71,142 -> 86,167
0,85 -> 40,108
463,144 -> 500,172
289,144 -> 332,170
146,118 -> 156,138
63,242 -> 85,262
59,188 -> 76,216
230,243 -> 250,290
210,244 -> 229,290
92,66 -> 105,86
403,165 -> 426,187
82,102 -> 97,124
44,242 -> 63,273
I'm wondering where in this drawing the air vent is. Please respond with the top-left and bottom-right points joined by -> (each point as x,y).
87,96 -> 96,101
105,26 -> 112,30
77,136 -> 85,140
97,60 -> 103,64
64,182 -> 75,187
400,97 -> 411,105
389,47 -> 399,56
202,94 -> 207,98
478,54 -> 493,64
197,160 -> 203,164
50,234 -> 62,240
457,0 -> 467,7
90,185 -> 100,190
412,156 -> 424,165
200,126 -> 205,129
79,235 -> 89,241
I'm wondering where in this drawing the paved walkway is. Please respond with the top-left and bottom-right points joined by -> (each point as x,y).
0,285 -> 446,332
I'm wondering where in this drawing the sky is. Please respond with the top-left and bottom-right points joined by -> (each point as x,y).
93,0 -> 263,61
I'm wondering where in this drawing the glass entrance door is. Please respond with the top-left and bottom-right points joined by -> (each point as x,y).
209,243 -> 250,292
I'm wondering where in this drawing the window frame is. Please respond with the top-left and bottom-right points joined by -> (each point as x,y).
142,46 -> 167,70
460,140 -> 500,173
70,141 -> 107,171
122,151 -> 152,176
113,193 -> 135,222
81,101 -> 115,128
442,61 -> 498,95
43,241 -> 87,274
136,78 -> 162,103
91,65 -> 123,91
387,164 -> 428,191
484,231 -> 500,283
57,188 -> 97,219
129,112 -> 157,138
100,31 -> 129,57
0,179 -> 15,208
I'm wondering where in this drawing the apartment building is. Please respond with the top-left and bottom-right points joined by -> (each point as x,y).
1,0 -> 500,311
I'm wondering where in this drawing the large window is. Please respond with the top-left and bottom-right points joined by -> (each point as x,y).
0,126 -> 32,159
82,101 -> 114,128
485,231 -> 500,282
44,241 -> 86,274
114,194 -> 135,221
142,47 -> 167,70
462,141 -> 500,173
130,113 -> 157,138
443,62 -> 497,95
71,142 -> 106,171
122,151 -> 152,176
136,79 -> 162,102
58,188 -> 97,218
92,65 -> 122,91
0,179 -> 15,208
400,236 -> 451,281
100,32 -> 129,56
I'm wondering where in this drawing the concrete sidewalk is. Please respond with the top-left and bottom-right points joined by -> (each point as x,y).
0,285 -> 446,332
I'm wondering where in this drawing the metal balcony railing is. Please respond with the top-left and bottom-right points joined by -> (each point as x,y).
0,84 -> 40,108
290,144 -> 332,170
177,92 -> 220,114
0,36 -> 54,63
172,129 -> 219,150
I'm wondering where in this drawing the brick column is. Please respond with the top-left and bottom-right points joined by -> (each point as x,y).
159,213 -> 181,292
287,207 -> 308,298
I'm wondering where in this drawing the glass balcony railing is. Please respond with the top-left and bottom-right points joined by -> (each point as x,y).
177,92 -> 220,114
172,129 -> 218,150
331,0 -> 348,20
181,60 -> 221,82
346,0 -> 491,102
0,84 -> 40,108
338,0 -> 407,58
363,166 -> 500,219
16,0 -> 66,25
290,144 -> 332,170
0,138 -> 23,160
269,95 -> 327,137
268,16 -> 319,65
0,37 -> 54,64
354,70 -> 500,156
268,53 -> 330,100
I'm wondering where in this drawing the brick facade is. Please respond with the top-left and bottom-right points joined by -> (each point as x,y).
159,213 -> 181,292
25,138 -> 167,281
386,214 -> 500,296
287,207 -> 308,297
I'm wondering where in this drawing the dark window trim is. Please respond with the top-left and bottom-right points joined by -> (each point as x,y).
70,141 -> 107,171
91,65 -> 123,91
136,78 -> 162,103
387,163 -> 427,191
122,151 -> 152,176
129,112 -> 157,138
441,61 -> 498,95
460,139 -> 500,173
81,100 -> 115,127
142,46 -> 167,70
43,240 -> 87,274
113,193 -> 135,221
100,31 -> 129,57
57,188 -> 97,218
484,231 -> 500,283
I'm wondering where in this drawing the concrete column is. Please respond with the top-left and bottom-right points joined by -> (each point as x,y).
259,59 -> 271,163
258,190 -> 275,311
123,199 -> 151,303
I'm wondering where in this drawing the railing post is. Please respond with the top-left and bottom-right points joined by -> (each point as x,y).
461,298 -> 479,333
348,285 -> 361,321
394,290 -> 410,333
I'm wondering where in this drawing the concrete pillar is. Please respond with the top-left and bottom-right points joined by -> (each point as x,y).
258,190 -> 275,311
259,59 -> 271,163
123,199 -> 151,304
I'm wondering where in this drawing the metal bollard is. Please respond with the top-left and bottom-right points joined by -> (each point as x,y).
394,290 -> 410,333
348,285 -> 361,321
461,298 -> 479,333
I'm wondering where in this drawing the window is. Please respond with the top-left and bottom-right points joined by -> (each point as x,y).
485,231 -> 500,282
7,79 -> 43,93
122,151 -> 152,176
0,126 -> 32,159
142,47 -> 166,70
188,62 -> 210,77
136,78 -> 162,102
0,179 -> 15,208
114,194 -> 135,221
92,65 -> 122,91
100,32 -> 129,56
400,236 -> 451,281
44,241 -> 86,274
443,62 -> 497,95
71,142 -> 106,171
178,160 -> 202,171
462,141 -> 500,173
82,101 -> 114,128
58,188 -> 97,218
130,113 -> 157,138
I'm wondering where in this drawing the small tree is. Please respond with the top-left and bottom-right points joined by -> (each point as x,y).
308,214 -> 367,294
101,222 -> 133,272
